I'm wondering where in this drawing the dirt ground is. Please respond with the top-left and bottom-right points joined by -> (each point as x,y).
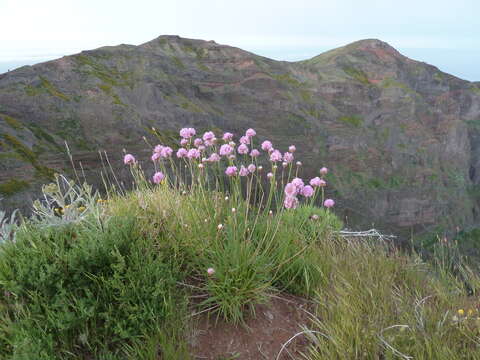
189,293 -> 313,360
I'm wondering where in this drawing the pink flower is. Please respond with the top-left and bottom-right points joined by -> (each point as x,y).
219,144 -> 234,156
310,177 -> 322,187
180,127 -> 196,139
288,145 -> 296,153
180,138 -> 188,146
269,150 -> 282,162
207,267 -> 215,276
284,183 -> 298,197
283,152 -> 294,163
176,148 -> 188,158
198,145 -> 206,151
250,149 -> 260,157
320,167 -> 328,176
324,199 -> 335,208
222,132 -> 234,141
261,140 -> 273,151
187,149 -> 201,159
203,131 -> 215,141
296,161 -> 302,166
267,172 -> 274,179
291,177 -> 304,190
160,147 -> 173,158
282,162 -> 288,168
240,136 -> 250,145
284,196 -> 299,209
319,179 -> 326,187
238,144 -> 249,154
194,138 -> 203,147
228,154 -> 236,160
239,166 -> 249,176
245,128 -> 256,137
153,172 -> 165,184
124,154 -> 135,165
301,185 -> 314,197
154,145 -> 164,153
225,166 -> 238,176
247,164 -> 256,173
151,152 -> 161,162
208,153 -> 221,162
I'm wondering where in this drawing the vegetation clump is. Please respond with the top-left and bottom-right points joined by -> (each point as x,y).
0,126 -> 479,359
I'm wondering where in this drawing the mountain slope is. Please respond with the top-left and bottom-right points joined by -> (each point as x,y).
1,35 -> 480,236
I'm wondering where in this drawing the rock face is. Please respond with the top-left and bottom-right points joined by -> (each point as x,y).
1,35 -> 480,236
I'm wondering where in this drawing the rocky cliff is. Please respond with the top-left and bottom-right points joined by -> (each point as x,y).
1,35 -> 480,237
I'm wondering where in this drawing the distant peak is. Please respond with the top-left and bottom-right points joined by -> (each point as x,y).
304,38 -> 404,66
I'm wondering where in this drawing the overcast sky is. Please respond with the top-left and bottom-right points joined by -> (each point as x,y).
1,0 -> 479,80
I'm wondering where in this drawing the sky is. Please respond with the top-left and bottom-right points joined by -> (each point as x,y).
1,0 -> 479,80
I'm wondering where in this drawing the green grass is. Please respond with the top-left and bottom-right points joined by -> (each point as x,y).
0,114 -> 24,130
0,179 -> 30,196
343,66 -> 370,85
338,114 -> 363,127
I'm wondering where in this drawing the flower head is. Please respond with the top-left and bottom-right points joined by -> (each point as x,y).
222,132 -> 234,141
151,152 -> 161,162
239,166 -> 249,176
225,166 -> 238,176
320,167 -> 328,175
194,138 -> 203,147
124,154 -> 136,165
180,127 -> 196,139
261,140 -> 273,151
154,145 -> 164,153
291,177 -> 304,190
219,144 -> 234,156
296,161 -> 302,166
245,128 -> 256,137
301,185 -> 314,197
160,146 -> 173,158
283,152 -> 294,163
324,199 -> 335,208
176,148 -> 188,158
270,150 -> 282,162
310,177 -> 322,187
284,196 -> 299,209
187,148 -> 201,159
180,138 -> 188,146
207,267 -> 215,276
284,183 -> 298,197
247,164 -> 256,173
250,149 -> 260,157
288,145 -> 296,153
208,153 -> 221,162
238,144 -> 249,154
153,172 -> 165,184
203,131 -> 215,141
240,136 -> 250,145
267,172 -> 274,179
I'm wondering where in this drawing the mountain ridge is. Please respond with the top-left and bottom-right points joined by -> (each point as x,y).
1,35 -> 480,238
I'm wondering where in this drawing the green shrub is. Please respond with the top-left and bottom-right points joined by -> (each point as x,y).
0,217 -> 188,359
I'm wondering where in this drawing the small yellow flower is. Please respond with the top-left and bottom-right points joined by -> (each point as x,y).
78,206 -> 86,212
65,205 -> 71,209
458,309 -> 465,316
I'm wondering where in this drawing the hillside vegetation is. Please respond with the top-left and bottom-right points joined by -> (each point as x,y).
1,127 -> 480,359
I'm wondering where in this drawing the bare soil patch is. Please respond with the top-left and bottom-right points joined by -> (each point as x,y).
189,294 -> 312,360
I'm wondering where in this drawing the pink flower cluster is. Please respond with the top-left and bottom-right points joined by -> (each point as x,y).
151,145 -> 173,161
125,125 -> 336,212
